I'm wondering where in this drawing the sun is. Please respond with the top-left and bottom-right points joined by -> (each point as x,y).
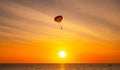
58,50 -> 67,58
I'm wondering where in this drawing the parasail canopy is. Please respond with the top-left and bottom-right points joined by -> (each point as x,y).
54,15 -> 63,23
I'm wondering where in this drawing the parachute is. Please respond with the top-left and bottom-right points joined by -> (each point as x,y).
54,15 -> 63,23
54,15 -> 63,30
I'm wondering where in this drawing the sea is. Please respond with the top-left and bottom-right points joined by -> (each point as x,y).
0,63 -> 120,70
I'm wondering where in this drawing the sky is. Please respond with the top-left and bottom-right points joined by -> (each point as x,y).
0,0 -> 120,63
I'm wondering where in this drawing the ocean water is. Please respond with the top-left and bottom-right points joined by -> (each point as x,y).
0,64 -> 120,70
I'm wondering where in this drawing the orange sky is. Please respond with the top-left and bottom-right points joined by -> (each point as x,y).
0,0 -> 120,63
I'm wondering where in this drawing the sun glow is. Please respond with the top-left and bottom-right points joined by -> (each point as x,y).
58,50 -> 67,58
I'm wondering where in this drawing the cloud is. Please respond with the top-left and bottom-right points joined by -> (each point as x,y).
0,0 -> 120,63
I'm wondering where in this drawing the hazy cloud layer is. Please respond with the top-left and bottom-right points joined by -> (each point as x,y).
0,0 -> 120,63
